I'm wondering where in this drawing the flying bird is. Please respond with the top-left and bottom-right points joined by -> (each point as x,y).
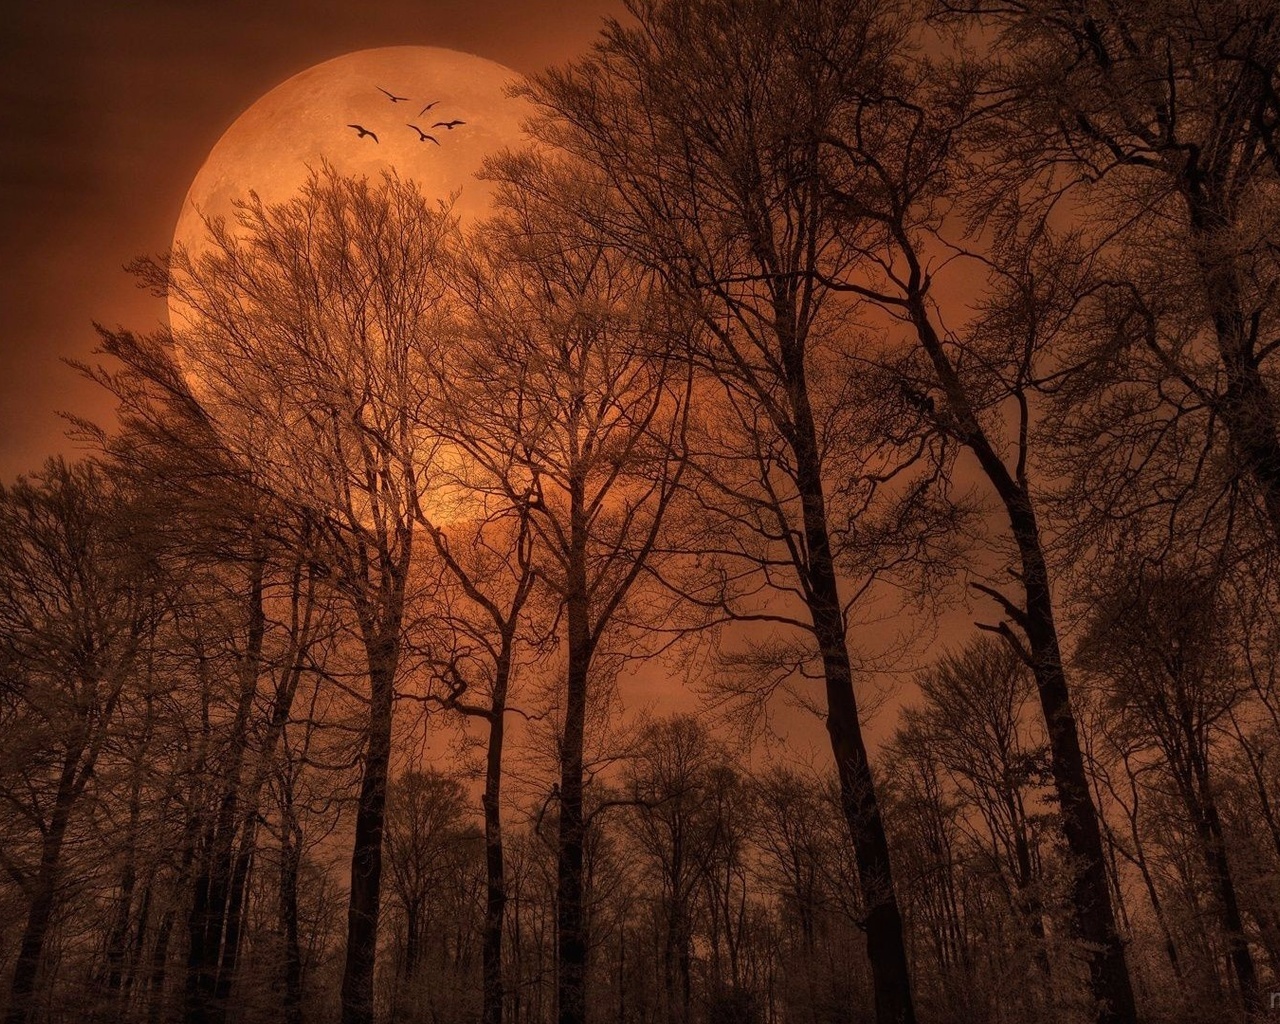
347,123 -> 379,143
377,86 -> 409,102
418,100 -> 440,115
407,124 -> 440,144
432,119 -> 466,130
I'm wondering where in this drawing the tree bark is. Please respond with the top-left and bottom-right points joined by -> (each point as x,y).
340,629 -> 400,1024
557,483 -> 590,1024
482,656 -> 511,1024
907,294 -> 1137,1024
790,352 -> 917,1024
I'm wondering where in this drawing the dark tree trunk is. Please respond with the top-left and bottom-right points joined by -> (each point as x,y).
6,836 -> 66,1024
186,557 -> 266,1024
789,358 -> 916,1024
340,631 -> 401,1024
213,837 -> 255,1010
280,797 -> 304,1024
404,900 -> 423,978
907,296 -> 1137,1024
482,656 -> 511,1024
1182,752 -> 1260,1017
101,694 -> 153,1013
152,807 -> 203,1024
557,488 -> 590,1024
102,830 -> 140,1005
5,745 -> 83,1024
148,909 -> 178,1024
127,880 -> 155,1003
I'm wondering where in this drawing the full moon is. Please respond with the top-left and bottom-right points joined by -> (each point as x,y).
171,45 -> 530,280
168,46 -> 532,522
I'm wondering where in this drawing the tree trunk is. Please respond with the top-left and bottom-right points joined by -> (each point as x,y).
557,489 -> 590,1024
101,825 -> 140,1006
405,900 -> 422,978
907,295 -> 1137,1024
186,556 -> 266,1024
1184,754 -> 1260,1017
790,365 -> 916,1024
1007,492 -> 1137,1024
101,692 -> 154,1013
280,795 -> 304,1024
482,659 -> 510,1024
147,909 -> 177,1024
5,746 -> 82,1024
6,836 -> 66,1024
340,629 -> 401,1024
213,837 -> 255,1011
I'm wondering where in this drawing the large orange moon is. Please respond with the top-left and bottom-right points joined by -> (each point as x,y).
168,46 -> 531,525
171,44 -> 530,292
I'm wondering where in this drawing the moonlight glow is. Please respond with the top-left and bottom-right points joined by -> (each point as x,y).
169,45 -> 530,331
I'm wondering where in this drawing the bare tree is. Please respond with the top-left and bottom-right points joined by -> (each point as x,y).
410,443 -> 542,1024
914,638 -> 1052,973
144,166 -> 453,1024
441,162 -> 692,1024
622,716 -> 732,1024
947,0 -> 1280,555
520,4 -> 972,1019
0,461 -> 159,1024
1077,559 -> 1261,1016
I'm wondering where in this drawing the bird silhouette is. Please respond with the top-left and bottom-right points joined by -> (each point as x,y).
418,100 -> 440,115
347,123 -> 379,143
432,119 -> 466,130
377,86 -> 409,103
407,124 -> 440,144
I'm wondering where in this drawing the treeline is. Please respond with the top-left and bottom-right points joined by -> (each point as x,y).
3,1 -> 1280,1024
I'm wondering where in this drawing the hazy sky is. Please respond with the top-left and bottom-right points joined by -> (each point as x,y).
0,0 -> 621,480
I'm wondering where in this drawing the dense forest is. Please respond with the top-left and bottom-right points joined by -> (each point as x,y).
3,2 -> 1280,1023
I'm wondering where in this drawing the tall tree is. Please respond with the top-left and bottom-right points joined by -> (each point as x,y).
523,3 -> 958,1020
1077,559 -> 1261,1016
411,441 -> 541,1024
443,167 -> 691,1024
146,166 -> 452,1024
0,460 -> 158,1024
805,52 -> 1141,1024
78,324 -> 338,1024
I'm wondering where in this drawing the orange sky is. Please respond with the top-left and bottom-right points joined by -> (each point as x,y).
0,0 -> 622,480
0,1 -> 1008,756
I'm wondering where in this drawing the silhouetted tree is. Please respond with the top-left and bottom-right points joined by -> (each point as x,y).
145,166 -> 453,1024
0,460 -> 159,1024
443,161 -> 692,1024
